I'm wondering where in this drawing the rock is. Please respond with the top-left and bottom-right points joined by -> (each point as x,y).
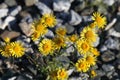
65,24 -> 75,34
108,28 -> 120,37
69,77 -> 82,80
5,0 -> 17,7
10,6 -> 22,16
27,66 -> 37,75
19,22 -> 34,37
35,2 -> 52,15
105,37 -> 120,50
69,10 -> 82,25
82,16 -> 91,22
79,73 -> 89,80
25,0 -> 38,6
96,70 -> 105,77
8,76 -> 17,80
0,16 -> 15,30
53,0 -> 71,12
75,1 -> 86,12
93,36 -> 100,47
66,46 -> 75,54
0,30 -> 20,40
0,3 -> 8,9
45,30 -> 54,38
102,64 -> 114,72
103,0 -> 115,6
101,51 -> 115,62
0,9 -> 8,18
100,45 -> 108,52
114,22 -> 120,32
67,68 -> 74,76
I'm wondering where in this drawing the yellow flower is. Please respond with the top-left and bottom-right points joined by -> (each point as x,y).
31,23 -> 48,41
80,27 -> 97,44
68,34 -> 78,43
9,42 -> 25,58
56,27 -> 67,37
75,59 -> 89,72
49,71 -> 58,80
85,55 -> 96,66
91,48 -> 100,56
0,44 -> 12,57
89,22 -> 97,29
53,36 -> 66,50
57,68 -> 68,80
90,70 -> 97,78
92,12 -> 106,28
41,13 -> 56,27
31,31 -> 41,41
39,39 -> 55,56
76,39 -> 91,54
4,37 -> 10,43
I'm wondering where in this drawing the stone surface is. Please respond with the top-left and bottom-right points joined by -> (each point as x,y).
0,30 -> 20,40
10,6 -> 22,16
0,16 -> 15,30
69,10 -> 82,25
5,0 -> 17,7
101,50 -> 115,62
35,2 -> 52,15
45,30 -> 54,38
25,0 -> 38,6
105,37 -> 120,50
0,3 -> 8,9
19,22 -> 33,37
53,0 -> 71,12
102,64 -> 114,72
0,9 -> 8,18
65,24 -> 75,34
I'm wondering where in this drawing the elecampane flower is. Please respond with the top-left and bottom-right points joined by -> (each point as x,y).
80,27 -> 97,44
90,70 -> 97,78
76,39 -> 91,54
91,48 -> 100,56
85,55 -> 97,66
56,27 -> 67,37
68,34 -> 78,43
0,44 -> 12,57
39,39 -> 55,56
41,14 -> 56,27
9,42 -> 25,58
57,68 -> 68,80
92,12 -> 106,28
75,59 -> 89,72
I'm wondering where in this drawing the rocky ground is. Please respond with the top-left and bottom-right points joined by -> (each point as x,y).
0,0 -> 120,80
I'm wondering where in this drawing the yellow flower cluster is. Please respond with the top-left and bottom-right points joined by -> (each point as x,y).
75,12 -> 106,73
31,13 -> 56,41
50,68 -> 68,80
0,38 -> 25,58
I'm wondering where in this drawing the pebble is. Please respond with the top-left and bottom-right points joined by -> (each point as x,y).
0,30 -> 20,40
25,0 -> 38,6
101,50 -> 115,62
53,0 -> 71,12
35,2 -> 52,15
0,3 -> 8,9
19,22 -> 33,37
65,24 -> 75,34
0,9 -> 8,18
102,64 -> 114,72
5,0 -> 17,7
10,6 -> 22,16
45,29 -> 54,38
0,16 -> 15,30
69,10 -> 82,26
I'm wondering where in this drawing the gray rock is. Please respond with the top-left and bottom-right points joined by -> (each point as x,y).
79,73 -> 89,80
45,30 -> 54,38
103,0 -> 115,6
10,6 -> 22,16
66,46 -> 75,54
69,10 -> 82,25
8,76 -> 17,80
0,16 -> 15,30
5,0 -> 17,7
65,24 -> 75,34
53,0 -> 71,12
82,16 -> 92,22
0,30 -> 20,40
93,36 -> 100,47
100,45 -> 108,52
35,2 -> 52,15
75,1 -> 86,12
0,9 -> 8,18
101,51 -> 115,62
0,3 -> 8,9
108,28 -> 120,38
25,0 -> 38,6
105,37 -> 120,50
69,77 -> 82,80
67,68 -> 74,76
102,64 -> 114,72
96,70 -> 105,77
19,22 -> 34,37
